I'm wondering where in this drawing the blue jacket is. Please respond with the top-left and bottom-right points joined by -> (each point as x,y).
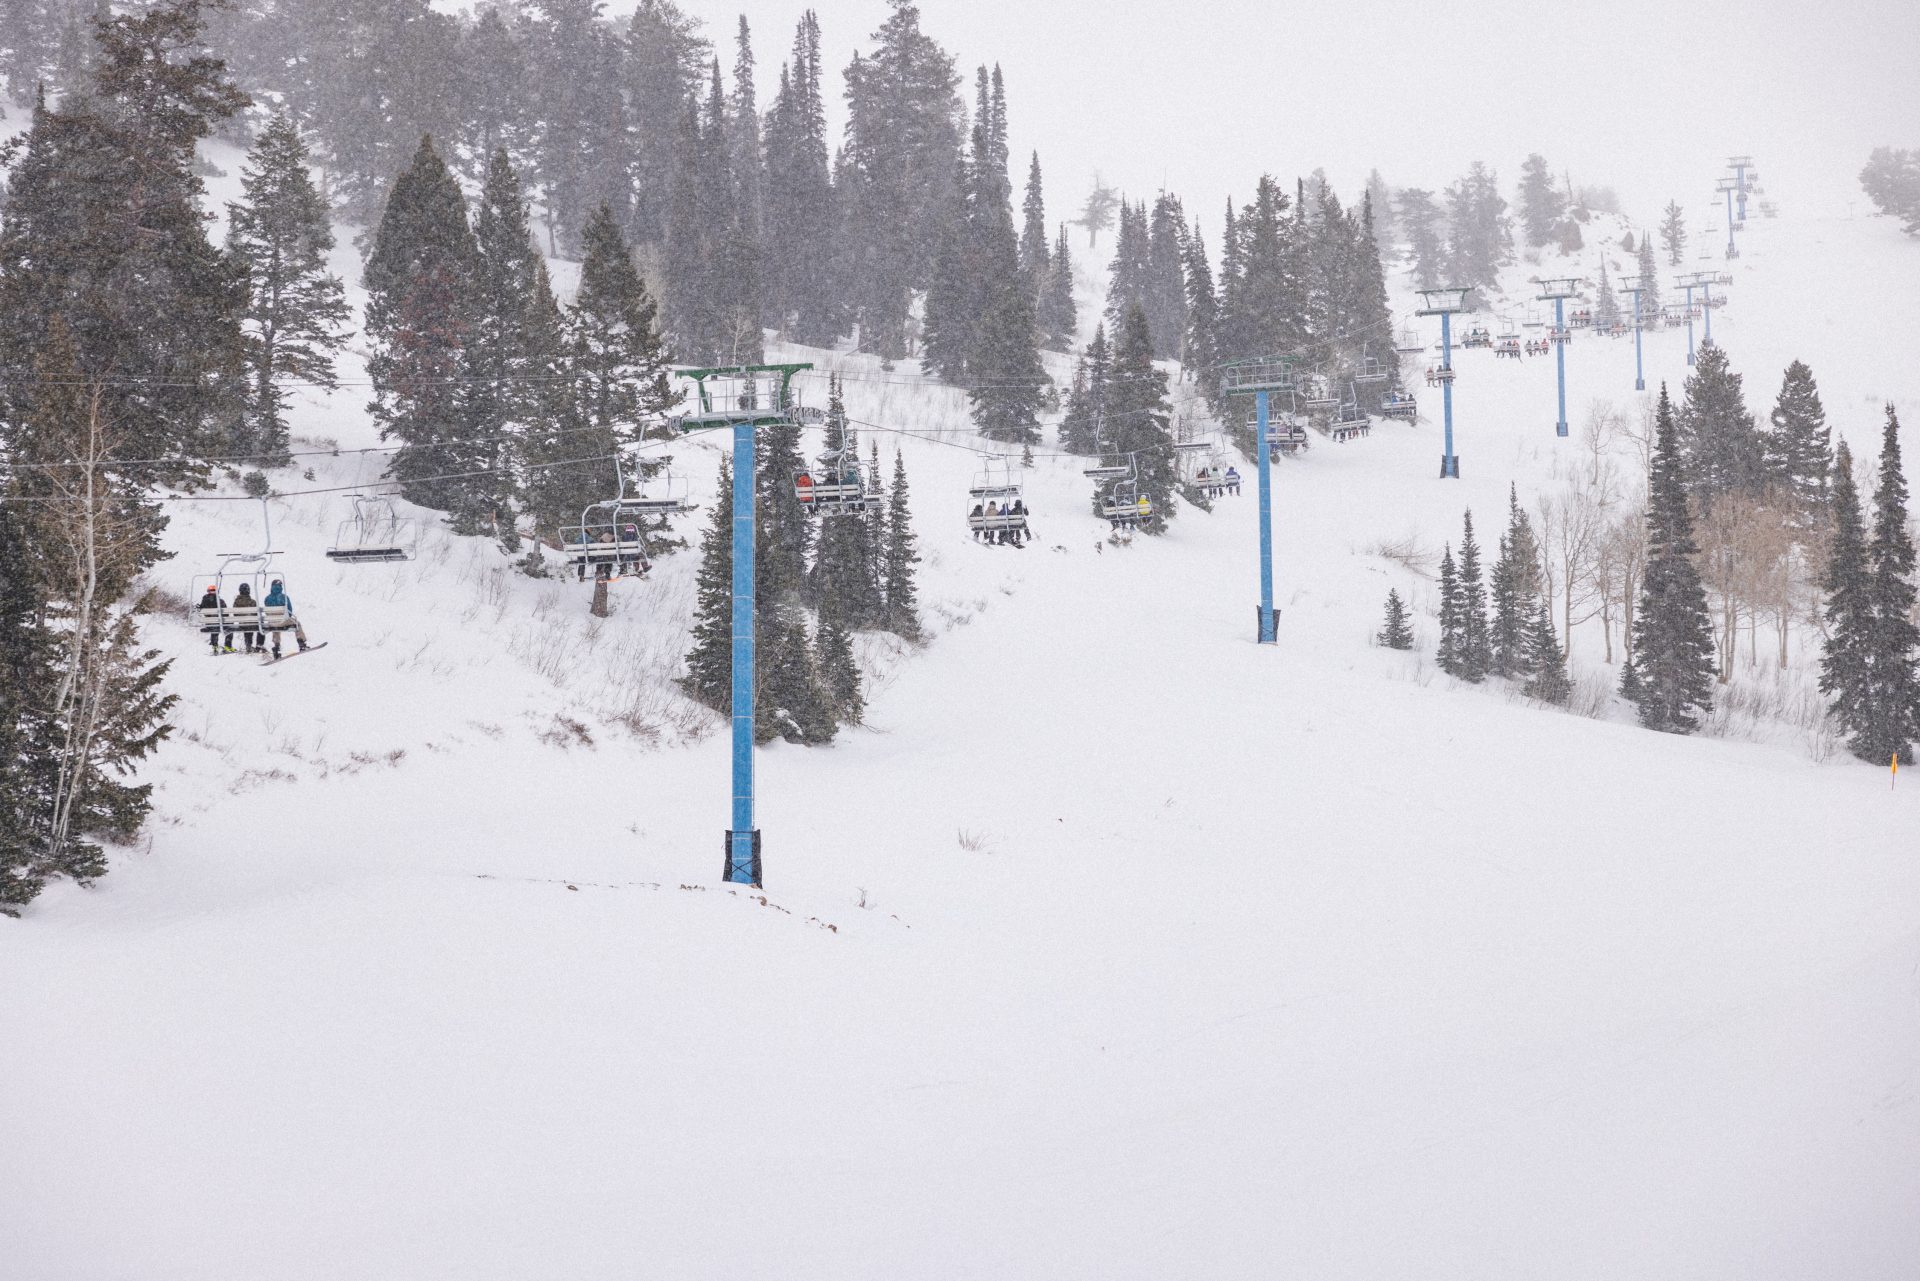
265,584 -> 292,610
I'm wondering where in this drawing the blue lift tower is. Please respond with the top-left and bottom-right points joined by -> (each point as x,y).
1415,287 -> 1473,477
1221,356 -> 1300,644
1535,277 -> 1583,437
1716,177 -> 1742,259
1727,155 -> 1756,224
674,363 -> 814,888
1616,274 -> 1651,391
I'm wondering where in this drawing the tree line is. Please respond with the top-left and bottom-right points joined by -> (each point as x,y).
1384,343 -> 1919,763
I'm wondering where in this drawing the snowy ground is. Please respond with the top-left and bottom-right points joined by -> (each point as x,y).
3,150 -> 1919,1279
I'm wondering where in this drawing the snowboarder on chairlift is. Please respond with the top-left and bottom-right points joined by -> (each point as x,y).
263,579 -> 311,659
1226,466 -> 1241,495
199,584 -> 232,653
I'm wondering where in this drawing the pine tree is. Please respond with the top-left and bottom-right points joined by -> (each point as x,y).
1457,509 -> 1491,681
515,258 -> 600,550
0,6 -> 250,483
881,450 -> 922,639
1820,439 -> 1872,747
808,378 -> 884,625
681,458 -> 737,712
1517,153 -> 1565,248
1019,151 -> 1050,288
756,598 -> 835,745
468,146 -> 542,542
1039,222 -> 1078,352
813,603 -> 866,727
1523,600 -> 1571,705
1436,544 -> 1462,677
1106,303 -> 1177,534
839,0 -> 963,359
1623,385 -> 1717,733
1637,237 -> 1661,312
1397,187 -> 1445,290
968,272 -> 1049,443
1104,200 -> 1154,335
1858,408 -> 1920,764
1060,326 -> 1111,454
572,205 -> 677,443
1659,200 -> 1688,266
1593,260 -> 1622,331
1144,193 -> 1189,361
1182,226 -> 1219,389
1761,360 -> 1833,521
1678,341 -> 1765,502
225,112 -> 350,465
763,11 -> 840,344
363,135 -> 488,527
1489,487 -> 1542,678
3,322 -> 176,906
1378,589 -> 1414,650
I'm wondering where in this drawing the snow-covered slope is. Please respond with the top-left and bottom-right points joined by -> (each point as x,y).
4,161 -> 1919,1279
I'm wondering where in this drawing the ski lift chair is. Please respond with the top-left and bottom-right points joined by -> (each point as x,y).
326,494 -> 418,563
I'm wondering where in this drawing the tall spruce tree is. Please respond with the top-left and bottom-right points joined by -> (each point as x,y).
1039,222 -> 1078,352
364,135 -> 490,526
1523,600 -> 1571,705
1678,341 -> 1765,502
808,377 -> 884,625
1457,508 -> 1491,681
1623,385 -> 1717,733
0,2 -> 250,482
839,0 -> 962,360
572,205 -> 676,444
225,112 -> 350,465
681,457 -> 736,711
813,600 -> 866,726
881,449 -> 922,639
1762,360 -> 1833,521
1106,303 -> 1177,534
1820,439 -> 1872,748
1020,152 -> 1050,288
1636,237 -> 1660,312
1659,200 -> 1688,266
468,146 -> 542,540
1060,325 -> 1111,455
1516,153 -> 1565,249
515,258 -> 599,550
763,11 -> 840,344
1436,544 -> 1462,677
1397,187 -> 1445,290
1490,486 -> 1543,678
1859,408 -> 1920,764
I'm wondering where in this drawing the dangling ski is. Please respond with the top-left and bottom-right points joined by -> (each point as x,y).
261,643 -> 328,665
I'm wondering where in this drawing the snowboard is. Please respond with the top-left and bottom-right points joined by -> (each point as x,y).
261,642 -> 328,665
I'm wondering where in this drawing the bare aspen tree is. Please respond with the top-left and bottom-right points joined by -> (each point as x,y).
1536,482 -> 1610,660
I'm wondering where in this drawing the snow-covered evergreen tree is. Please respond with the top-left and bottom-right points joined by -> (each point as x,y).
1857,409 -> 1920,764
1623,386 -> 1717,733
1523,601 -> 1571,705
1436,544 -> 1462,677
225,112 -> 350,465
1678,341 -> 1765,502
1761,360 -> 1833,522
881,450 -> 922,639
1457,509 -> 1491,682
1039,222 -> 1078,352
1378,589 -> 1414,651
1106,303 -> 1177,534
1659,200 -> 1688,266
1516,153 -> 1565,249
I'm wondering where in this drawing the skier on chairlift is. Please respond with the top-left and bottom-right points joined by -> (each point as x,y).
232,582 -> 263,653
199,584 -> 231,654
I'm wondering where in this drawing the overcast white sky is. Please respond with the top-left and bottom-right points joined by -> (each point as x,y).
588,0 -> 1918,239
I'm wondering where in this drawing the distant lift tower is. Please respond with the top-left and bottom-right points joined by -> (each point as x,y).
1727,155 -> 1756,224
1715,177 -> 1742,259
1220,356 -> 1299,643
673,362 -> 814,888
1676,274 -> 1702,366
1415,287 -> 1473,478
1616,275 -> 1651,391
1683,269 -> 1731,349
1536,277 -> 1583,437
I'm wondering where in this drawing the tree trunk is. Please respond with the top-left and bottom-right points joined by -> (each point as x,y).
590,577 -> 610,619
